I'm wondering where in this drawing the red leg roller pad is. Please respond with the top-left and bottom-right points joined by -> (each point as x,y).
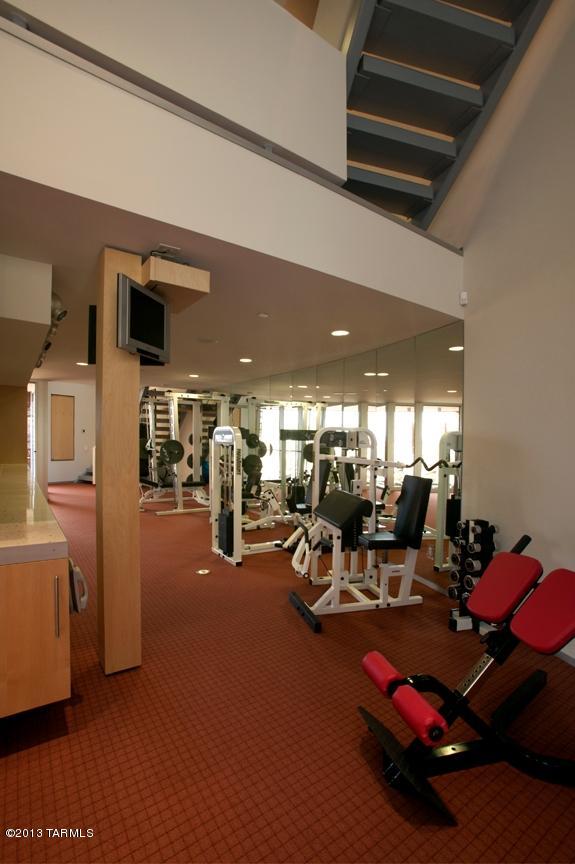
362,651 -> 404,696
391,686 -> 449,746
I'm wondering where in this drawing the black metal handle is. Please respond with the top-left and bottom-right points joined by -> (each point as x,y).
510,535 -> 531,554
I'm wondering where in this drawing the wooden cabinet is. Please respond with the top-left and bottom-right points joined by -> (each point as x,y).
0,558 -> 70,718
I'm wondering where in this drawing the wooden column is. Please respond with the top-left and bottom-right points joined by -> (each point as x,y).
96,248 -> 142,674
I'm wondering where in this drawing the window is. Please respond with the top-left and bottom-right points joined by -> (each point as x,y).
393,406 -> 414,486
367,405 -> 387,459
324,403 -> 343,428
342,404 -> 359,428
258,405 -> 280,480
420,406 -> 461,484
280,404 -> 302,482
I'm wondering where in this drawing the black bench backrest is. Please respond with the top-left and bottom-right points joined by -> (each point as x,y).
393,475 -> 432,550
314,489 -> 373,531
304,459 -> 331,506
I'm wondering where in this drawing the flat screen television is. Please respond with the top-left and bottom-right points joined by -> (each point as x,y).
117,274 -> 170,364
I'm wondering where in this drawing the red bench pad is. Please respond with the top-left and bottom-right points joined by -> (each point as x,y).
511,568 -> 575,654
466,552 -> 543,624
362,651 -> 403,695
391,686 -> 448,746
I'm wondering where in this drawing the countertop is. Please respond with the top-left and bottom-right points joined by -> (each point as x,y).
0,464 -> 68,565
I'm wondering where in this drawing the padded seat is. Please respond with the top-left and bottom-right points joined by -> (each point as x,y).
358,475 -> 431,552
466,552 -> 543,624
358,531 -> 408,550
511,568 -> 575,654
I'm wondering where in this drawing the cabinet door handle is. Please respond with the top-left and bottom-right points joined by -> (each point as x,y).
54,574 -> 60,638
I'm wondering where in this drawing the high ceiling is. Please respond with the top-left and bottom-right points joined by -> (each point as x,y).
0,171 -> 458,396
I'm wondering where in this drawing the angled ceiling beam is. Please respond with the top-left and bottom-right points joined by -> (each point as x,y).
360,53 -> 484,106
416,0 -> 553,230
346,0 -> 377,96
376,0 -> 515,46
348,163 -> 434,200
347,110 -> 457,158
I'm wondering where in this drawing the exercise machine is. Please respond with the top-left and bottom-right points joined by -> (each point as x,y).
210,425 -> 284,565
290,471 -> 432,632
140,389 -> 230,515
358,537 -> 575,823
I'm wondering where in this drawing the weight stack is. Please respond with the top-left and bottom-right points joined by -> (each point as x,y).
218,508 -> 235,557
448,518 -> 497,632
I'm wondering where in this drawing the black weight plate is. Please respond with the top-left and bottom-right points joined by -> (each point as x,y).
159,439 -> 184,464
242,454 -> 263,474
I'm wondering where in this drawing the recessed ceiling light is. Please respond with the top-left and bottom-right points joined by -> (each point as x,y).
239,358 -> 253,363
76,361 -> 88,367
289,385 -> 293,389
449,345 -> 464,352
377,372 -> 389,377
364,372 -> 376,377
315,385 -> 320,389
323,396 -> 331,399
256,312 -> 270,319
447,389 -> 457,393
331,329 -> 350,337
297,385 -> 308,389
188,373 -> 199,378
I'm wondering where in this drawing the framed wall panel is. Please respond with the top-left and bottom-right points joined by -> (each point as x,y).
51,394 -> 74,461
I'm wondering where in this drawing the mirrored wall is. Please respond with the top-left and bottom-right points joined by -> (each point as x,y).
240,321 -> 464,410
240,321 -> 464,485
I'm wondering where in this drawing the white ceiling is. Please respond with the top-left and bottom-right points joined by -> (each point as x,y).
0,171 -> 460,397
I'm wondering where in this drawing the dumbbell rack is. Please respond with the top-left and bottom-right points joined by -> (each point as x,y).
448,519 -> 497,631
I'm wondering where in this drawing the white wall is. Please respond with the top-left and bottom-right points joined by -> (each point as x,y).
0,25 -> 462,318
455,2 -> 575,572
9,0 -> 347,180
47,380 -> 95,483
0,253 -> 51,386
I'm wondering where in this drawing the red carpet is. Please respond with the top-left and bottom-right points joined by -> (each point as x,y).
1,483 -> 574,863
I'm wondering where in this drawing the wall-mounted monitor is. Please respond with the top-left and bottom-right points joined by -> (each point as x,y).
117,274 -> 170,365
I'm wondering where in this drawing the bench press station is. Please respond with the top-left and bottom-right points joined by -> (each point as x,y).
359,538 -> 575,823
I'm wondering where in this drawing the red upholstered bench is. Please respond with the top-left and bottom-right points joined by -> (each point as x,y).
511,568 -> 575,654
359,548 -> 575,825
466,551 -> 543,623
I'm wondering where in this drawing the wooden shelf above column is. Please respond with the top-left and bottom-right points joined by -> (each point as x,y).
141,257 -> 210,314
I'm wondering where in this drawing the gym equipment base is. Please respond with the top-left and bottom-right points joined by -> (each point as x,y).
358,667 -> 575,825
289,592 -> 321,633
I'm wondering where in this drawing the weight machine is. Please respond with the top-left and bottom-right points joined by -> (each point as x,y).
432,430 -> 463,570
289,428 -> 435,632
139,389 -> 230,516
210,425 -> 284,565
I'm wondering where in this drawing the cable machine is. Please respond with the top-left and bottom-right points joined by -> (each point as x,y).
210,425 -> 284,565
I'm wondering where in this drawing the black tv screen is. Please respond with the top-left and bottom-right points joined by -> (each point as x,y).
117,274 -> 170,364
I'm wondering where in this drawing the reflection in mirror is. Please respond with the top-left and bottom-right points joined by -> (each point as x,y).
243,376 -> 271,401
291,365 -> 317,416
344,349 -> 377,406
376,337 -> 416,405
241,321 -> 464,494
415,322 -> 464,405
269,371 -> 292,402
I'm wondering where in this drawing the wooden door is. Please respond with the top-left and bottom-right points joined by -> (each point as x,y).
0,558 -> 70,718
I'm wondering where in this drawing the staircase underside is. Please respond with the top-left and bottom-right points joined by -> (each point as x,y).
345,0 -> 552,228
